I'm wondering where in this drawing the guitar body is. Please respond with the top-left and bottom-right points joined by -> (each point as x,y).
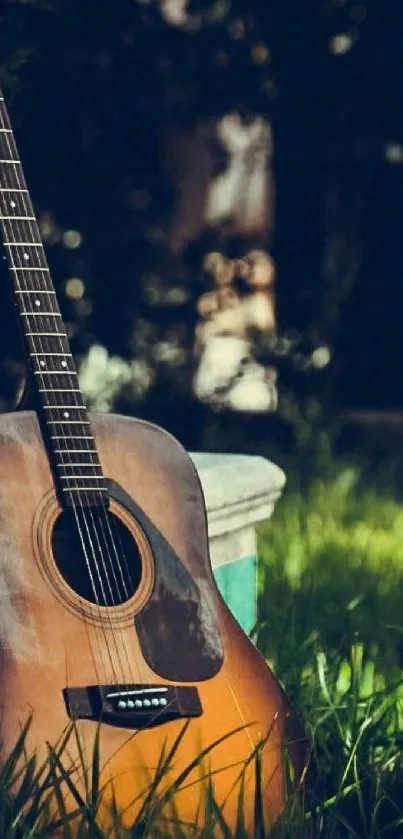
0,409 -> 308,833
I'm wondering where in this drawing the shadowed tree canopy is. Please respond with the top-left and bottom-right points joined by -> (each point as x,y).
0,0 -> 402,450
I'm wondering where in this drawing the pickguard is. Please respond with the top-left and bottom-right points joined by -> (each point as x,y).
108,480 -> 224,682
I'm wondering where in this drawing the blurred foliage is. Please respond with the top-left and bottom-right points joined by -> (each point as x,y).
0,0 -> 402,449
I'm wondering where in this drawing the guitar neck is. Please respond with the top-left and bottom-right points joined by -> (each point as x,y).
0,88 -> 107,508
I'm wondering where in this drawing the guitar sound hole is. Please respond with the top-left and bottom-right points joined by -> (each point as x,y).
52,507 -> 142,607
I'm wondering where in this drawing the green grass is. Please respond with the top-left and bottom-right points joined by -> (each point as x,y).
256,460 -> 403,838
2,456 -> 403,836
257,463 -> 403,680
0,717 -> 308,838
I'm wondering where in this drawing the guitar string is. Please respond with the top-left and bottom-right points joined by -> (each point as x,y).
0,102 -> 153,697
0,111 -> 133,688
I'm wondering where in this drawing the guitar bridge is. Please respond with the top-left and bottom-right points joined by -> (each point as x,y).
63,684 -> 202,729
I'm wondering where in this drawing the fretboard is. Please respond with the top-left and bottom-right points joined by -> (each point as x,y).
0,89 -> 107,508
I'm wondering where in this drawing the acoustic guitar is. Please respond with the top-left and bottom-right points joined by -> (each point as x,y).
0,84 -> 311,835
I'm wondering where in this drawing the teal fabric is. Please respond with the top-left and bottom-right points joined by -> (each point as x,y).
213,555 -> 257,635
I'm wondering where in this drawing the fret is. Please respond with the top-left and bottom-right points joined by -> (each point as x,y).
65,487 -> 108,493
0,160 -> 20,164
0,129 -> 12,133
47,420 -> 91,425
64,485 -> 107,494
9,263 -> 49,274
58,462 -> 102,469
34,370 -> 75,376
26,332 -> 65,337
14,288 -> 56,296
0,215 -> 36,221
33,368 -> 78,388
43,405 -> 85,411
4,241 -> 43,247
56,457 -> 97,465
51,435 -> 95,440
54,449 -> 98,454
27,331 -> 66,344
14,286 -> 57,295
22,312 -> 62,318
32,352 -> 71,356
56,461 -> 100,466
0,188 -> 28,193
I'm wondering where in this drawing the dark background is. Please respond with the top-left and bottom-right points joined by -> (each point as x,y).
0,0 -> 402,455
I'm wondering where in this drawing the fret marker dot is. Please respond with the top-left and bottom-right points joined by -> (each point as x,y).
61,360 -> 67,368
10,200 -> 16,208
23,253 -> 30,261
34,299 -> 41,307
63,411 -> 70,419
40,361 -> 46,368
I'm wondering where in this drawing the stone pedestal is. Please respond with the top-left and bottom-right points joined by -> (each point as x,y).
190,453 -> 285,634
